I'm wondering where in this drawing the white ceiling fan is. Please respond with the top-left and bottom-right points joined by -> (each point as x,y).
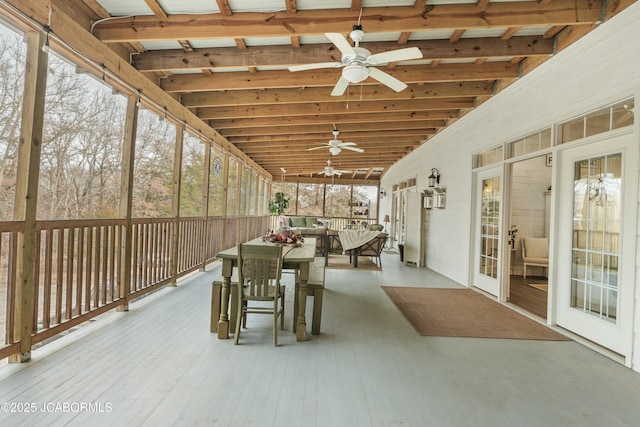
319,159 -> 352,177
307,126 -> 364,155
288,24 -> 423,96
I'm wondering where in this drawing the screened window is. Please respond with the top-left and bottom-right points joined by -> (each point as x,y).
131,109 -> 176,218
297,183 -> 324,217
324,184 -> 351,217
0,23 -> 26,220
226,158 -> 239,216
180,132 -> 205,217
40,50 -> 127,219
208,149 -> 226,216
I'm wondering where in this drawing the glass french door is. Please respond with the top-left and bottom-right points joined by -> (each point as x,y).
556,135 -> 635,356
473,169 -> 502,296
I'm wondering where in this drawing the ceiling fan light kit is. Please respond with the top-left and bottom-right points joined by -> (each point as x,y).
342,64 -> 369,83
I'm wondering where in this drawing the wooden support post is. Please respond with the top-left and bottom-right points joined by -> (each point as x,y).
10,31 -> 48,363
200,140 -> 211,271
117,95 -> 138,311
170,123 -> 184,283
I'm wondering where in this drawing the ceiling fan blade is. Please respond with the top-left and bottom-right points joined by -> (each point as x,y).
368,67 -> 408,92
339,142 -> 358,146
331,76 -> 350,96
367,47 -> 423,65
342,146 -> 364,153
288,62 -> 342,72
325,33 -> 356,57
307,146 -> 328,151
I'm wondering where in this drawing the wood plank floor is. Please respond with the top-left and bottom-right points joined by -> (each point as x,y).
1,252 -> 640,426
508,275 -> 548,319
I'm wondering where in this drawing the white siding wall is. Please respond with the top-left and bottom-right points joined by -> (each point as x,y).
381,2 -> 640,369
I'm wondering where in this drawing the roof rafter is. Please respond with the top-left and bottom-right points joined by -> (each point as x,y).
92,1 -> 602,43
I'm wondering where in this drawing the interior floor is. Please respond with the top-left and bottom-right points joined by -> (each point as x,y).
508,275 -> 549,319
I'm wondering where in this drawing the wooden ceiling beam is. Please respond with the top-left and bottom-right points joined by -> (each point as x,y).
196,98 -> 474,120
161,62 -> 519,92
213,111 -> 458,132
225,122 -> 444,140
181,82 -> 494,108
215,0 -> 233,16
231,132 -> 434,146
239,149 -> 422,159
132,37 -> 553,72
256,154 -> 412,164
143,0 -> 168,19
92,1 -> 602,43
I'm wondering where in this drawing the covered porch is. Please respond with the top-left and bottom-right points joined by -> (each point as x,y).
1,251 -> 639,426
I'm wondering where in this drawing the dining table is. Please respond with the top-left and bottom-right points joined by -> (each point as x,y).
213,237 -> 317,342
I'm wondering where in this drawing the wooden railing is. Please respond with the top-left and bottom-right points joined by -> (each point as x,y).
0,215 -> 268,362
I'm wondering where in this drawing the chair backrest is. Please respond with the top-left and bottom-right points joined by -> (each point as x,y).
522,237 -> 549,260
358,233 -> 388,257
238,243 -> 283,298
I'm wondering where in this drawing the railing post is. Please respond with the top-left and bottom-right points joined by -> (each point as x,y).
10,31 -> 48,363
117,95 -> 139,311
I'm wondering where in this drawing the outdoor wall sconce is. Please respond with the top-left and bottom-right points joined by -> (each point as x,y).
423,190 -> 433,209
428,168 -> 440,187
434,188 -> 446,209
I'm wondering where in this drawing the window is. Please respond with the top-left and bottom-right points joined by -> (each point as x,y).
473,146 -> 503,168
508,128 -> 551,158
557,98 -> 634,144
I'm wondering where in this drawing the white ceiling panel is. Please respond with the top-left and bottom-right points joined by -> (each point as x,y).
95,0 -> 155,16
227,0 -> 289,13
141,40 -> 182,50
189,39 -> 238,49
408,30 -> 458,41
296,0 -> 352,10
244,37 -> 292,47
159,0 -> 219,14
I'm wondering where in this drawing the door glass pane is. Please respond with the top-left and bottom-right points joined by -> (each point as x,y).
480,177 -> 500,278
571,153 -> 621,322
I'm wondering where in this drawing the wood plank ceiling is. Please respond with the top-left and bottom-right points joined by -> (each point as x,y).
77,0 -> 615,182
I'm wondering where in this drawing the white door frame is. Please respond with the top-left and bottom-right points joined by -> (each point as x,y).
471,167 -> 504,297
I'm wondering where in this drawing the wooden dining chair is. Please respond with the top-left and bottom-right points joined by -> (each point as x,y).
234,243 -> 286,346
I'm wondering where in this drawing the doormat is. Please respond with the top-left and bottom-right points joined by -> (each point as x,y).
382,287 -> 570,340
